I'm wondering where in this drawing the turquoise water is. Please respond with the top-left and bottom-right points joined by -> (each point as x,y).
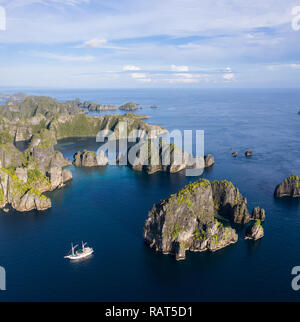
0,88 -> 299,301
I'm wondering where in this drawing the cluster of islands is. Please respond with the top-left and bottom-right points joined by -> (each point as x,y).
0,94 -> 299,260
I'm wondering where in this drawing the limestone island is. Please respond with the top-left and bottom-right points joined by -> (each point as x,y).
123,140 -> 215,175
144,178 -> 263,260
73,150 -> 108,167
274,175 -> 300,198
244,220 -> 264,240
119,102 -> 139,111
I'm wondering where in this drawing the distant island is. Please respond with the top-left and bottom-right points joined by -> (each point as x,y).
119,102 -> 139,111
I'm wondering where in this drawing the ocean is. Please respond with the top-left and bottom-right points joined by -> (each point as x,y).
0,88 -> 299,301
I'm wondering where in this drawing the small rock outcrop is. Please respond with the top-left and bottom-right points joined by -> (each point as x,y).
251,206 -> 266,221
130,141 -> 214,175
232,151 -> 238,157
143,179 -> 257,260
204,154 -> 215,167
274,175 -> 300,198
245,150 -> 253,157
244,220 -> 264,240
73,150 -> 108,167
119,102 -> 138,111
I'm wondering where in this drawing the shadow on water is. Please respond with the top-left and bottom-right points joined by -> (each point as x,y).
245,238 -> 263,254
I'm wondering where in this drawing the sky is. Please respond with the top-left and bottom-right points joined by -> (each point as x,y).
0,0 -> 300,88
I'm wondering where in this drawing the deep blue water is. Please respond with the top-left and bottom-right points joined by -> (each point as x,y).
0,88 -> 299,301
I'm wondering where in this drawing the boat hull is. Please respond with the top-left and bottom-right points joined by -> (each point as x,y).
64,249 -> 94,260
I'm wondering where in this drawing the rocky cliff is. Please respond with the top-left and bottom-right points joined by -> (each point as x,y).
0,167 -> 52,212
80,101 -> 117,112
274,175 -> 300,198
144,178 -> 259,260
73,150 -> 108,167
211,180 -> 250,224
0,99 -> 166,144
0,131 -> 72,212
244,220 -> 264,240
119,102 -> 138,111
129,140 -> 214,175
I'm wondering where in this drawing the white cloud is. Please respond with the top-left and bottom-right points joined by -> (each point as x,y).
6,0 -> 90,9
173,73 -> 194,78
289,64 -> 300,69
75,38 -> 127,50
80,38 -> 107,48
123,65 -> 141,71
170,64 -> 189,72
223,73 -> 235,80
131,73 -> 147,79
265,63 -> 300,70
32,51 -> 95,62
167,78 -> 199,84
138,78 -> 152,83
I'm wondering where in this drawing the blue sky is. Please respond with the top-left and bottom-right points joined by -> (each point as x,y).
0,0 -> 300,88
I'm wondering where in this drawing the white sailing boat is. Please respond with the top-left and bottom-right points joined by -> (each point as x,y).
64,242 -> 94,260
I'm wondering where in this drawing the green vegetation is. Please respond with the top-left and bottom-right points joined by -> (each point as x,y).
0,131 -> 13,144
285,174 -> 299,182
119,102 -> 138,111
0,188 -> 4,203
171,223 -> 183,239
1,166 -> 50,200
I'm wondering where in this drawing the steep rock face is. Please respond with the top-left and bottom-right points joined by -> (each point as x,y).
211,180 -> 251,224
0,130 -> 72,212
274,175 -> 300,198
251,206 -> 266,221
46,167 -> 73,191
73,150 -> 108,167
244,220 -> 264,240
30,147 -> 69,173
0,168 -> 51,212
12,191 -> 51,212
144,179 -> 240,260
130,141 -> 212,175
15,167 -> 28,183
0,143 -> 23,168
